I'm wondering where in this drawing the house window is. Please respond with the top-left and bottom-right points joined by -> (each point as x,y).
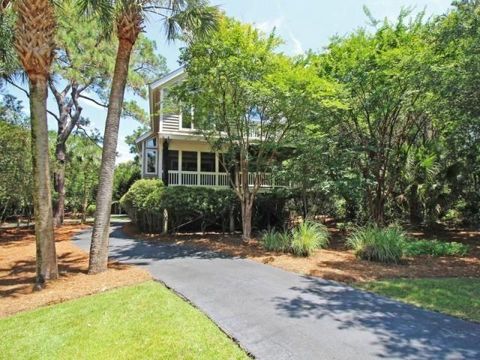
181,105 -> 194,129
182,151 -> 197,171
168,150 -> 179,171
146,138 -> 156,148
201,152 -> 216,172
146,149 -> 157,174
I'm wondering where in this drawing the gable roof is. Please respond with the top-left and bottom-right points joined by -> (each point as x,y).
149,67 -> 185,90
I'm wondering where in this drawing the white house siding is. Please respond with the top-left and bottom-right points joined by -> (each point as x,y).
161,114 -> 181,132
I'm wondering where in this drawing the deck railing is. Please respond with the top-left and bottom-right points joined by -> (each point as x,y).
166,170 -> 288,188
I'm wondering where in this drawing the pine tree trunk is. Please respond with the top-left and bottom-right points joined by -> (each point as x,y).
88,39 -> 134,274
53,140 -> 66,226
30,78 -> 58,285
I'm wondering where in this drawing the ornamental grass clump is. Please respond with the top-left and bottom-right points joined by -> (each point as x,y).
290,221 -> 329,257
347,226 -> 406,264
261,230 -> 291,252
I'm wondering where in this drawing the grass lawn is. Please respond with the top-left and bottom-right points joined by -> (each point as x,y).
358,278 -> 480,322
0,281 -> 248,359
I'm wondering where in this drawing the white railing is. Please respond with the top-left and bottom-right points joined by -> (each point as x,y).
218,173 -> 230,186
168,170 -> 230,187
166,170 -> 288,188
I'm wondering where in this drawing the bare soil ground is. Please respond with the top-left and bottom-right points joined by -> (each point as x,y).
0,225 -> 150,318
125,224 -> 480,283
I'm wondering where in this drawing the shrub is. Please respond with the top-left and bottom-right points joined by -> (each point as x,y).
120,179 -> 164,232
347,226 -> 406,264
261,230 -> 291,252
120,180 -> 293,233
161,187 -> 236,232
404,240 -> 469,257
291,221 -> 329,257
86,204 -> 96,216
121,182 -> 237,233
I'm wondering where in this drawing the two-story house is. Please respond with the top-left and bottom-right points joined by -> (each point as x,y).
136,68 -> 285,188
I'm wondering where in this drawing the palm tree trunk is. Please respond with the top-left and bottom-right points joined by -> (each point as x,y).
30,78 -> 58,285
53,140 -> 66,226
88,38 -> 134,274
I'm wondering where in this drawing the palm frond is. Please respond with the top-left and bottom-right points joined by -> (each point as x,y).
77,0 -> 115,37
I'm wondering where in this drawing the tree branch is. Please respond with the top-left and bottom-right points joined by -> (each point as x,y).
79,94 -> 108,108
47,110 -> 60,122
5,79 -> 29,97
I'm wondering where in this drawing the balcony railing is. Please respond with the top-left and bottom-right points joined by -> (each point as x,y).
166,170 -> 288,188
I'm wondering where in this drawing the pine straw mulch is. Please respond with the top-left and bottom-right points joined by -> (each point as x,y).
124,223 -> 480,284
0,225 -> 151,318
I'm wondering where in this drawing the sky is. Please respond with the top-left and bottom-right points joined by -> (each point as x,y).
7,0 -> 453,163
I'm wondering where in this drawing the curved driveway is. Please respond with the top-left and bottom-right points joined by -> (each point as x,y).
73,224 -> 480,360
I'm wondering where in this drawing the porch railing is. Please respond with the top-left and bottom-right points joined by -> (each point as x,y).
167,171 -> 230,187
166,170 -> 288,188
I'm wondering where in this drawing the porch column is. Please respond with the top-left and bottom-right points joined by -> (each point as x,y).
215,152 -> 219,186
162,139 -> 169,186
197,151 -> 201,186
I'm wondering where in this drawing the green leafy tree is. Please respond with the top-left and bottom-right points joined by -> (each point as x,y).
176,17 -> 338,239
311,11 -> 432,225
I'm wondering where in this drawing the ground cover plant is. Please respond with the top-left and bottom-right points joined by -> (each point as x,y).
404,239 -> 469,257
0,281 -> 248,359
346,226 -> 407,264
358,278 -> 480,322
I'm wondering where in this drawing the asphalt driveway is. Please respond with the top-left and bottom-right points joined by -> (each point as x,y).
73,224 -> 480,360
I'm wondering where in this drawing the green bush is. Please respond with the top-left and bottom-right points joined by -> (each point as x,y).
261,230 -> 291,252
347,226 -> 406,264
291,221 -> 329,257
86,204 -> 96,216
161,187 -> 236,232
404,239 -> 469,257
121,181 -> 237,233
120,179 -> 165,232
120,180 -> 293,233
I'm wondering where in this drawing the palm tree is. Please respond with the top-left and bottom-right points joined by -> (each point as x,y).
12,0 -> 58,285
80,0 -> 218,274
